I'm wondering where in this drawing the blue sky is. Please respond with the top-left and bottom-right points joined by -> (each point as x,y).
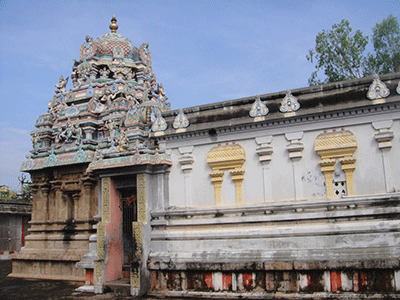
0,0 -> 398,190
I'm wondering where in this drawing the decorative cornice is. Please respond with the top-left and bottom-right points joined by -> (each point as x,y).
158,102 -> 400,143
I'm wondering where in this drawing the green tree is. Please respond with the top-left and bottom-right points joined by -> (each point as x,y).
365,14 -> 400,75
307,19 -> 369,85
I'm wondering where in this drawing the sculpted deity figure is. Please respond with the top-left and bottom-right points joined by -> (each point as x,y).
55,75 -> 69,94
106,119 -> 118,141
76,60 -> 91,86
31,133 -> 40,151
100,67 -> 110,79
156,83 -> 169,110
89,96 -> 107,114
54,126 -> 63,147
116,129 -> 128,152
75,124 -> 83,145
59,119 -> 78,143
100,86 -> 116,106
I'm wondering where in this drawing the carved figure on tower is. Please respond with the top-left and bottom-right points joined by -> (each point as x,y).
55,75 -> 69,94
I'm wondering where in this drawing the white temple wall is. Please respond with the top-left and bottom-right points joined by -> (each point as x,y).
166,116 -> 397,209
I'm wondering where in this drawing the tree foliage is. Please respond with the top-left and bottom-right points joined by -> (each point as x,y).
307,15 -> 400,86
365,14 -> 400,75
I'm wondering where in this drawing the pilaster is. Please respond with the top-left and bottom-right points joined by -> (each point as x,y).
230,169 -> 245,204
255,136 -> 273,202
372,120 -> 394,193
285,132 -> 304,200
319,159 -> 336,198
210,171 -> 224,206
339,157 -> 356,196
50,180 -> 62,222
178,146 -> 194,207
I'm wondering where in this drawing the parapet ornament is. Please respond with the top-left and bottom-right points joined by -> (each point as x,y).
151,110 -> 167,133
397,80 -> 400,94
367,74 -> 390,101
280,89 -> 300,113
249,94 -> 268,118
173,108 -> 189,130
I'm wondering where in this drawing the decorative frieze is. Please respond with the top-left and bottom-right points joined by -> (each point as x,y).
101,177 -> 110,223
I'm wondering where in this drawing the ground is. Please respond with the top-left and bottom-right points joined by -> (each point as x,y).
0,260 -> 147,300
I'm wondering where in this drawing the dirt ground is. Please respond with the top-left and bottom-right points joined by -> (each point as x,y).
0,260 -> 154,300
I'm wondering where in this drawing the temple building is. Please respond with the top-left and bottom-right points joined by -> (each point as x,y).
11,16 -> 400,298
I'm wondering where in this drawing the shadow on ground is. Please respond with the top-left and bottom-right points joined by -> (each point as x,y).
0,260 -> 143,300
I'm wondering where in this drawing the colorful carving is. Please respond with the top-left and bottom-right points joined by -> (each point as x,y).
367,74 -> 390,100
280,89 -> 300,113
55,75 -> 69,94
151,110 -> 167,133
79,35 -> 97,61
173,108 -> 189,130
249,94 -> 269,118
45,148 -> 58,167
139,42 -> 151,65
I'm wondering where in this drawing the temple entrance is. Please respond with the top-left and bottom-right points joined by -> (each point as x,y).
119,187 -> 137,267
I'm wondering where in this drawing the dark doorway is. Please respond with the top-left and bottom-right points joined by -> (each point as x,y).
118,187 -> 137,266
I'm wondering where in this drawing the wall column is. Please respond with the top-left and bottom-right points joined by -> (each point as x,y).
94,176 -> 110,294
178,146 -> 194,207
210,171 -> 224,206
319,159 -> 336,198
372,120 -> 394,193
255,136 -> 273,202
231,169 -> 245,205
285,132 -> 304,200
339,157 -> 356,196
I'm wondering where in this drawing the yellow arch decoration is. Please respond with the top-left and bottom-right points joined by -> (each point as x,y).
314,129 -> 357,197
207,143 -> 246,205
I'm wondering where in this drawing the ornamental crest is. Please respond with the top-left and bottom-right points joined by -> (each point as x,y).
139,42 -> 151,65
66,104 -> 79,117
280,89 -> 300,113
86,85 -> 95,97
249,94 -> 269,118
65,90 -> 75,103
74,145 -> 87,163
151,111 -> 167,132
367,74 -> 390,100
173,108 -> 189,129
45,149 -> 58,167
79,35 -> 97,61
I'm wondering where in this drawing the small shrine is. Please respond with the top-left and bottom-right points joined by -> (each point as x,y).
12,16 -> 172,292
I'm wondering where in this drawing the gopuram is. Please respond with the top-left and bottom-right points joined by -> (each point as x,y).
12,16 -> 400,298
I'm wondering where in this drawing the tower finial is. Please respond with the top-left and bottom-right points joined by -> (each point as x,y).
109,14 -> 118,33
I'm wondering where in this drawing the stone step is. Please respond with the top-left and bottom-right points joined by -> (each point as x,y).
105,278 -> 130,296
